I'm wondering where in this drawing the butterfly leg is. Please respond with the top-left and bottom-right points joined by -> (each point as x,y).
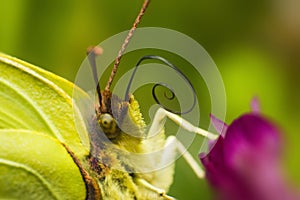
148,108 -> 218,140
163,135 -> 205,178
148,107 -> 219,179
136,178 -> 176,200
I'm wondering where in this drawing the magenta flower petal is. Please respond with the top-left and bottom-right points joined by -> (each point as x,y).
223,114 -> 281,167
210,114 -> 228,137
250,96 -> 260,114
200,113 -> 300,200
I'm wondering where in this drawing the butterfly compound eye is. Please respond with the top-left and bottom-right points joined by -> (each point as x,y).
98,114 -> 120,139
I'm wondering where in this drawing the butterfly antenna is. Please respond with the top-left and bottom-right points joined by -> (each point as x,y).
87,46 -> 103,113
105,0 -> 151,91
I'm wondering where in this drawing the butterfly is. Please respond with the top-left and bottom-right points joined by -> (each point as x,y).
0,0 -> 219,199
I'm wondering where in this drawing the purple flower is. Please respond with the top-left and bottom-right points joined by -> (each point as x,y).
200,101 -> 300,200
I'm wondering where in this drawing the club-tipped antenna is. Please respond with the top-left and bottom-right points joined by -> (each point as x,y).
105,0 -> 151,91
87,46 -> 103,113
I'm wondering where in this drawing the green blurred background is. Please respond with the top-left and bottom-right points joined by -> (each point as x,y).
1,0 -> 300,199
